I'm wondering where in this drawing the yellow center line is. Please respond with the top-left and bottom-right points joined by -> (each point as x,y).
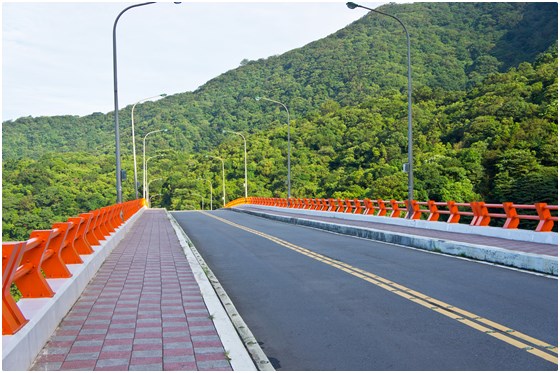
200,211 -> 558,365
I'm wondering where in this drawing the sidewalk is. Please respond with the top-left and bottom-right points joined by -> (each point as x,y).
30,209 -> 238,371
233,205 -> 558,275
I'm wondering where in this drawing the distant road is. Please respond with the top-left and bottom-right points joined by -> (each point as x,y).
172,210 -> 558,371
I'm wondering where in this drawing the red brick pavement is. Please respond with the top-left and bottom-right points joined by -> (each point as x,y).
30,209 -> 232,371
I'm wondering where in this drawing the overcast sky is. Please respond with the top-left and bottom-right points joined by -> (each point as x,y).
2,1 -> 383,121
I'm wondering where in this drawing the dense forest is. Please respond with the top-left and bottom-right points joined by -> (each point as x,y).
3,2 -> 558,241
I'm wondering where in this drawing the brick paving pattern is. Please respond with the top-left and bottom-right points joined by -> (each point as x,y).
242,206 -> 558,257
30,209 -> 232,371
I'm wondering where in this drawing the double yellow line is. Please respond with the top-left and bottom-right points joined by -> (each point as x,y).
201,211 -> 558,365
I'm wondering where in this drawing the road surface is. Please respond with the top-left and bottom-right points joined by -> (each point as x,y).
172,210 -> 558,370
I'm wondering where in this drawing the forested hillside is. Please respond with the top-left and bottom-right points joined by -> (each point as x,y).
3,2 -> 558,240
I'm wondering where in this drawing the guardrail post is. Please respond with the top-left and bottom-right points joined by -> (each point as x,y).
82,212 -> 100,246
447,201 -> 461,223
15,231 -> 56,298
353,199 -> 363,214
3,242 -> 28,335
478,202 -> 491,226
41,224 -> 73,278
363,198 -> 375,215
92,209 -> 107,240
427,200 -> 439,221
470,202 -> 480,226
74,214 -> 94,254
345,199 -> 353,213
337,199 -> 345,213
535,203 -> 555,232
54,221 -> 83,265
328,199 -> 336,212
470,202 -> 490,226
287,198 -> 295,208
404,200 -> 422,219
314,199 -> 322,210
389,200 -> 401,218
377,199 -> 387,217
502,202 -> 519,229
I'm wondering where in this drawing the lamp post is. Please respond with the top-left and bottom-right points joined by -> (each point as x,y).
147,177 -> 162,208
149,193 -> 161,206
255,96 -> 291,206
223,130 -> 248,200
346,2 -> 414,218
197,178 -> 213,210
142,129 -> 167,200
146,154 -> 164,207
131,93 -> 167,199
191,192 -> 205,210
113,2 -> 156,203
206,155 -> 226,207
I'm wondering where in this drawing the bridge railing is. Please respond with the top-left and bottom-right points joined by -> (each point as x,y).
226,197 -> 558,232
2,199 -> 144,335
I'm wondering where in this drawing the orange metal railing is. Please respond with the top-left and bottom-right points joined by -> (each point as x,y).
226,197 -> 558,233
2,199 -> 144,335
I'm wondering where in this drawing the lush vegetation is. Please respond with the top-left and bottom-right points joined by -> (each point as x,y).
3,2 -> 558,240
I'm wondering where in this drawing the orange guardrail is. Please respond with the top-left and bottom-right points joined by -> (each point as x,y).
2,199 -> 144,335
226,197 -> 558,233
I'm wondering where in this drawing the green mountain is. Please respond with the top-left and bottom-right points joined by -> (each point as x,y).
2,2 -> 558,239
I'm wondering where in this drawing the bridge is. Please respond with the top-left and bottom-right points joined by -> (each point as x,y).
2,197 -> 558,370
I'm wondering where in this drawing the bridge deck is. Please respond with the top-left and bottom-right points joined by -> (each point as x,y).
30,209 -> 232,371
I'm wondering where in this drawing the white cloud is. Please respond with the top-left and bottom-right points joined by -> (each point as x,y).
2,2 -> 382,121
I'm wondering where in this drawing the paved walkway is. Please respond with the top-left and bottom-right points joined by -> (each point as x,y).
237,206 -> 557,257
31,210 -> 232,371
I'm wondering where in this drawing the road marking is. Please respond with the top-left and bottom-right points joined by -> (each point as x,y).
201,211 -> 558,365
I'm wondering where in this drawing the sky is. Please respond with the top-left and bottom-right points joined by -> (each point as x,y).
2,1 -> 383,121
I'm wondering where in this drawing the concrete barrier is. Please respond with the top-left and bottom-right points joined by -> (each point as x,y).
242,205 -> 558,245
233,206 -> 557,276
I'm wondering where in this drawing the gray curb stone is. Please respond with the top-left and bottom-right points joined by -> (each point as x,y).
231,207 -> 558,276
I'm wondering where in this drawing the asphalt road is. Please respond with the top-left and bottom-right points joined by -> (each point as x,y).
172,209 -> 558,371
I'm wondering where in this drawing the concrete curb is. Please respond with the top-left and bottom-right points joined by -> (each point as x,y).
232,207 -> 558,276
167,211 -> 273,371
243,205 -> 558,245
2,208 -> 146,371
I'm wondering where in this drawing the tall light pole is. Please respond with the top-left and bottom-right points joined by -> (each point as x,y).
142,129 -> 167,200
223,130 -> 248,200
145,154 -> 164,206
346,2 -> 414,218
113,2 -> 156,203
207,155 -> 226,207
131,93 -> 167,199
255,96 -> 291,206
147,177 -> 162,208
191,192 -> 205,210
197,178 -> 213,210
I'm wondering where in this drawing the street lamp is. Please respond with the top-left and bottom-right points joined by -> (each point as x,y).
197,178 -> 213,211
113,2 -> 179,203
255,96 -> 291,206
131,93 -> 167,199
147,177 -> 162,208
223,130 -> 248,200
191,192 -> 205,210
113,2 -> 156,203
346,2 -> 414,218
146,154 -> 164,206
206,155 -> 226,207
149,193 -> 161,206
142,129 -> 168,200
